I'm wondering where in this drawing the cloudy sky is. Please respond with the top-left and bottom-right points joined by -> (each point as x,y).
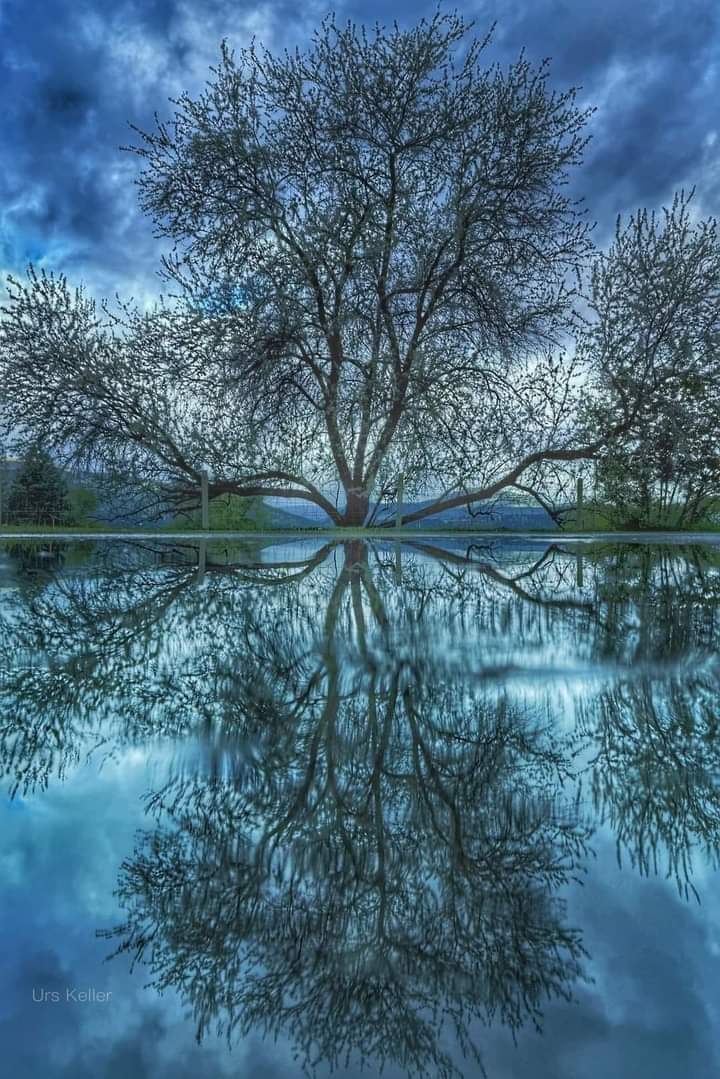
1,0 -> 719,307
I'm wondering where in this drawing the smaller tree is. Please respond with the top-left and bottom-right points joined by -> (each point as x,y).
592,335 -> 720,529
596,391 -> 720,529
67,485 -> 99,525
575,190 -> 720,529
173,492 -> 270,531
7,447 -> 71,525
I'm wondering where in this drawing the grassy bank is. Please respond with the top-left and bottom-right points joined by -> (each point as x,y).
3,524 -> 720,542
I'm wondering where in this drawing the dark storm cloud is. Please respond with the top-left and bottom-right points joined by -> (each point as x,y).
0,0 -> 326,302
0,0 -> 719,298
487,0 -> 720,235
340,0 -> 720,238
0,0 -> 159,298
0,948 -> 242,1079
473,0 -> 720,237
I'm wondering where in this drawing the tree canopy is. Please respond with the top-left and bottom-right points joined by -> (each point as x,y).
1,14 -> 719,525
6,446 -> 70,525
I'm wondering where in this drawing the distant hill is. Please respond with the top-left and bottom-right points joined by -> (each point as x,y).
264,504 -> 326,529
263,496 -> 557,530
372,499 -> 557,529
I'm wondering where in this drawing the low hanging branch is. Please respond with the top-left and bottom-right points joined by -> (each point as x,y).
2,17 -> 719,527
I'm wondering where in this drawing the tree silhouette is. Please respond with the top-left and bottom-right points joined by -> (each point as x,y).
6,446 -> 70,525
6,19 -> 720,526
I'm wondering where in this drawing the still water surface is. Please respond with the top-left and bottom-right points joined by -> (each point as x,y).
1,536 -> 719,1078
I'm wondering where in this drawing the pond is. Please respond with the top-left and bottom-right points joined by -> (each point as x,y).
1,536 -> 719,1078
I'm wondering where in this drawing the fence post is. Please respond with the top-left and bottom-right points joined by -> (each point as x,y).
576,477 -> 584,532
201,470 -> 210,531
0,454 -> 7,527
196,539 -> 207,584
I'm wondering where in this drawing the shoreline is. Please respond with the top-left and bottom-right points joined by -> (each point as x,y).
1,528 -> 720,544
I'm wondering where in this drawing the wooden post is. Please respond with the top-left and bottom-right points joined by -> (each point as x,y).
396,473 -> 404,530
576,552 -> 584,589
0,454 -> 7,527
394,540 -> 402,584
196,539 -> 207,584
201,470 -> 210,531
576,477 -> 584,532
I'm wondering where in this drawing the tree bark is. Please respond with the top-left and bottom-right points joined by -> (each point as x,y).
342,488 -> 370,527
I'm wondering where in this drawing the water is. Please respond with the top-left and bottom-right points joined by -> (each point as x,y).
1,536 -> 719,1078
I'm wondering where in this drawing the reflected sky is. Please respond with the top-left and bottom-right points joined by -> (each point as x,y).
1,537 -> 720,1078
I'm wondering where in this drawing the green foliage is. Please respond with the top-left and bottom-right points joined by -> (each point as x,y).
67,485 -> 98,525
6,447 -> 70,526
584,196 -> 720,531
173,494 -> 270,531
595,368 -> 720,530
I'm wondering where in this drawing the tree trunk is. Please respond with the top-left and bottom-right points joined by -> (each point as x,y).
342,488 -> 369,527
342,539 -> 369,569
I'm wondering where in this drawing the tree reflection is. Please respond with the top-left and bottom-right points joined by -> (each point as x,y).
2,538 -> 720,1074
576,545 -> 720,898
582,676 -> 720,901
102,543 -> 590,1078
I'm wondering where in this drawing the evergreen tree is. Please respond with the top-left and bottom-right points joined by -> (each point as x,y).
7,447 -> 70,525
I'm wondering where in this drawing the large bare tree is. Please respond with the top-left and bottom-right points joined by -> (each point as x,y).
1,15 -> 719,525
